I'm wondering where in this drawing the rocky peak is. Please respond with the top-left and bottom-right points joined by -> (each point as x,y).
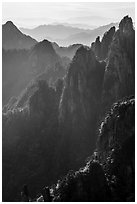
58,45 -> 105,170
70,46 -> 97,72
29,39 -> 64,77
91,27 -> 115,60
3,21 -> 21,34
100,26 -> 115,59
32,39 -> 55,55
98,96 -> 135,152
119,15 -> 133,33
5,21 -> 14,27
2,21 -> 37,50
102,16 -> 135,112
91,36 -> 101,59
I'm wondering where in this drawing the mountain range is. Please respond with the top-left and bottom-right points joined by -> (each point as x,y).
2,21 -> 84,105
2,16 -> 135,201
20,23 -> 118,46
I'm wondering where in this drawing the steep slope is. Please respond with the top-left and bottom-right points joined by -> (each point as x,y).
2,21 -> 37,50
91,26 -> 115,60
2,48 -> 30,105
102,16 -> 135,112
28,40 -> 66,84
35,97 -> 134,202
97,97 -> 135,201
2,15 -> 135,202
58,46 -> 105,172
3,39 -> 68,105
2,79 -> 61,201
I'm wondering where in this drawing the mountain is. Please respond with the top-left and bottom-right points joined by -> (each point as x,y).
51,97 -> 134,202
102,16 -> 135,112
2,79 -> 61,201
55,22 -> 97,30
2,16 -> 135,202
2,21 -> 37,50
68,15 -> 115,27
20,23 -> 118,46
3,39 -> 69,105
58,46 -> 105,171
28,39 -> 66,81
20,24 -> 91,42
91,26 -> 115,60
55,23 -> 118,46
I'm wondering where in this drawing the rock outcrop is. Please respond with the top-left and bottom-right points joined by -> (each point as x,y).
97,96 -> 135,201
102,16 -> 135,112
2,16 -> 135,202
58,46 -> 105,170
91,26 -> 115,60
50,97 -> 134,202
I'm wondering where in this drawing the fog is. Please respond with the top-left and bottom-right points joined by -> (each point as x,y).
2,2 -> 135,28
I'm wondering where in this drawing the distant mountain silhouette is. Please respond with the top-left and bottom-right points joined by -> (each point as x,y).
56,23 -> 118,46
20,23 -> 118,46
20,24 -> 91,42
2,21 -> 37,50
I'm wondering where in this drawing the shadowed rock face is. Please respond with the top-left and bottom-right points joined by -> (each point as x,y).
97,97 -> 135,153
97,97 -> 135,201
91,26 -> 115,60
52,97 -> 134,202
53,161 -> 110,202
58,46 -> 105,171
2,80 -> 60,201
100,26 -> 115,60
91,36 -> 101,59
2,16 -> 135,202
102,16 -> 135,112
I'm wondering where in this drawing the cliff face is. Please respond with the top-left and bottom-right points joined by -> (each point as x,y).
3,16 -> 135,202
91,26 -> 115,60
58,46 -> 105,170
97,96 -> 135,153
97,97 -> 135,201
51,97 -> 135,202
2,80 -> 60,201
102,16 -> 135,112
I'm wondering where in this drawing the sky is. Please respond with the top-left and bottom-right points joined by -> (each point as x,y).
2,2 -> 135,28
